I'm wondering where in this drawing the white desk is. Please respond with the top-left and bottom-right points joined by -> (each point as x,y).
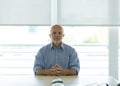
0,75 -> 118,86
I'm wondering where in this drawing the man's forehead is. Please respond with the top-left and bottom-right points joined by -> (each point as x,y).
52,27 -> 62,31
51,27 -> 63,32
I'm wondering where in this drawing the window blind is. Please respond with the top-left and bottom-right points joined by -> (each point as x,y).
58,0 -> 108,25
0,0 -> 119,25
0,0 -> 51,25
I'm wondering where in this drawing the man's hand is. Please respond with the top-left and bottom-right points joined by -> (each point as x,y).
35,64 -> 77,76
50,64 -> 66,76
50,64 -> 77,76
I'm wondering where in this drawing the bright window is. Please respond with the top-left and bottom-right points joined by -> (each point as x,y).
0,26 -> 108,77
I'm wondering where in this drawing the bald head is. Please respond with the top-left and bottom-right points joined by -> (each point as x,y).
50,24 -> 64,34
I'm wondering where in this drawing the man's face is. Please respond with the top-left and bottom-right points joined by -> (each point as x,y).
49,26 -> 64,44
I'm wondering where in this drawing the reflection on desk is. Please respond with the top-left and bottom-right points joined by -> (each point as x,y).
0,75 -> 118,86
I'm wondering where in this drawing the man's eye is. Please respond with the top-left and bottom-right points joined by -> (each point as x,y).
58,32 -> 62,34
52,32 -> 62,34
53,32 -> 56,34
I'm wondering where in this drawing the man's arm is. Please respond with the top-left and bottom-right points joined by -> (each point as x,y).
35,64 -> 77,76
35,68 -> 56,75
52,64 -> 77,76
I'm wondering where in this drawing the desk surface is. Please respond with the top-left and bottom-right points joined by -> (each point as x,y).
0,75 -> 118,86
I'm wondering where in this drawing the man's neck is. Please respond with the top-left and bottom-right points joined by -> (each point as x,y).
53,42 -> 62,48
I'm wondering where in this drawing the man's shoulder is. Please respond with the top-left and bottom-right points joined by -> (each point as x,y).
63,43 -> 74,50
41,43 -> 51,49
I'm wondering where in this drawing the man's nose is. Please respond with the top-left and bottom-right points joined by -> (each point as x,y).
55,32 -> 60,35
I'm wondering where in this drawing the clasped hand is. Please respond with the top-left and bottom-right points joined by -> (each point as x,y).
48,64 -> 68,76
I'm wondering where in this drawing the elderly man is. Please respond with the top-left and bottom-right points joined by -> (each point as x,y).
33,24 -> 80,76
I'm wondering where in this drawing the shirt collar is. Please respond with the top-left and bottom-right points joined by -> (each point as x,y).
50,42 -> 64,50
